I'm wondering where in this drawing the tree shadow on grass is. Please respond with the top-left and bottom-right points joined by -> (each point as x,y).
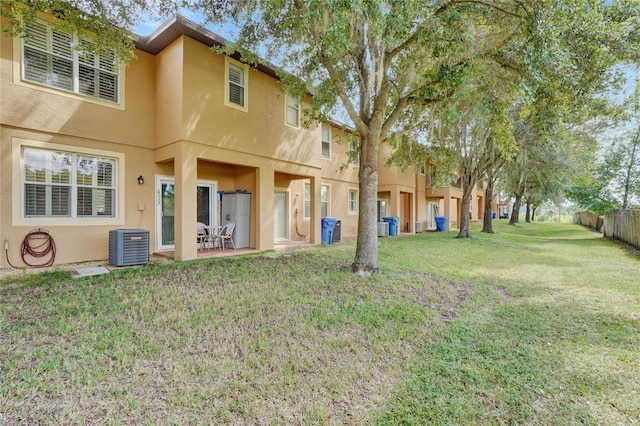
376,283 -> 640,425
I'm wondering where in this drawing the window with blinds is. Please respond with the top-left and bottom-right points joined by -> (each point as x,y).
22,19 -> 119,103
227,62 -> 246,108
321,125 -> 331,158
286,94 -> 299,127
23,147 -> 117,218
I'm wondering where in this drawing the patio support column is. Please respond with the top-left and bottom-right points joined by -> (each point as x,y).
390,187 -> 400,218
310,174 -> 321,244
257,166 -> 275,250
174,143 -> 198,261
409,192 -> 415,233
444,192 -> 454,232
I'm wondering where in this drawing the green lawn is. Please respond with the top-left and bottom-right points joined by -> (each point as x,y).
1,221 -> 639,424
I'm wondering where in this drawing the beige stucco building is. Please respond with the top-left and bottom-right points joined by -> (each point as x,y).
1,14 -> 503,268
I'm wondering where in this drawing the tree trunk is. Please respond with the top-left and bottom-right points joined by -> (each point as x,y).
531,205 -> 537,222
525,200 -> 531,223
481,179 -> 494,233
509,194 -> 522,225
351,133 -> 380,275
457,180 -> 473,238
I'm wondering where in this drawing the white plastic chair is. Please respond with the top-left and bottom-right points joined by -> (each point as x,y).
197,222 -> 207,250
216,222 -> 236,250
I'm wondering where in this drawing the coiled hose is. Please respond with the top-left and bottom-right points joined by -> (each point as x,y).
20,228 -> 56,268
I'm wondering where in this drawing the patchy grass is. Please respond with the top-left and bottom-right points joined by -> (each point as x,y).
377,221 -> 640,425
1,221 -> 639,424
0,247 -> 467,424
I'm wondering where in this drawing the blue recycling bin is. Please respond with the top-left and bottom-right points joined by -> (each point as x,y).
492,212 -> 497,219
504,212 -> 510,219
435,216 -> 447,232
382,216 -> 400,236
321,217 -> 338,245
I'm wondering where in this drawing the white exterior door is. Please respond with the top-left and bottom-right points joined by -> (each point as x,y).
427,202 -> 440,230
274,191 -> 289,242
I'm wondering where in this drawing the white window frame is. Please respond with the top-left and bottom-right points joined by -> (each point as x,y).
321,124 -> 331,159
348,188 -> 358,215
321,184 -> 330,217
12,138 -> 125,227
285,93 -> 300,127
304,181 -> 311,220
225,57 -> 248,112
18,16 -> 122,106
348,138 -> 360,166
377,199 -> 388,221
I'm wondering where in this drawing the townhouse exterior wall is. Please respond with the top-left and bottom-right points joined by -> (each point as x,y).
1,18 -> 161,266
1,13 -> 498,268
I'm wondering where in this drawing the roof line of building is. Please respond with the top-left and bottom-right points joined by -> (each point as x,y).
133,14 -> 355,133
134,14 -> 279,80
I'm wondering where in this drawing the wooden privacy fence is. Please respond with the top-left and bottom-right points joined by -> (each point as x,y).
573,211 -> 603,232
602,209 -> 640,250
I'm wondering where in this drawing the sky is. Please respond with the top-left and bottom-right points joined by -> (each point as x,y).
133,8 -> 236,40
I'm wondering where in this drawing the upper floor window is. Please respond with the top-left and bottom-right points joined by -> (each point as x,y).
226,58 -> 248,110
304,182 -> 311,219
22,18 -> 119,103
321,125 -> 331,158
420,162 -> 426,175
348,188 -> 358,214
286,94 -> 300,127
427,164 -> 436,187
23,147 -> 117,218
348,138 -> 360,166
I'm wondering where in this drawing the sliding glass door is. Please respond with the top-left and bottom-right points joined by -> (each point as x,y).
156,176 -> 218,251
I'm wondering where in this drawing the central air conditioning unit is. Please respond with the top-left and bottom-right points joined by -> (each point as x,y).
109,229 -> 149,267
415,221 -> 423,233
377,221 -> 389,237
332,220 -> 342,243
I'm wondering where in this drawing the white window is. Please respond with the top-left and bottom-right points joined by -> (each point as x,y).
321,124 -> 331,158
22,18 -> 119,103
321,185 -> 329,217
377,200 -> 388,221
304,182 -> 311,219
286,94 -> 300,127
348,188 -> 358,214
226,58 -> 247,110
348,138 -> 359,165
23,147 -> 117,218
